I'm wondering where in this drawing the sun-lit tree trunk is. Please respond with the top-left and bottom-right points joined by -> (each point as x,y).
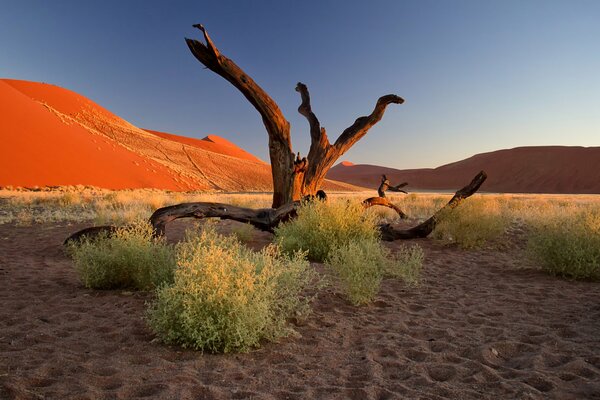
185,25 -> 404,207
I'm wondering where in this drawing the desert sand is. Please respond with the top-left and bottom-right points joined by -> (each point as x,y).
328,146 -> 600,194
1,220 -> 598,399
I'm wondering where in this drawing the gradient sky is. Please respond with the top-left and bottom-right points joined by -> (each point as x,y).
1,0 -> 598,168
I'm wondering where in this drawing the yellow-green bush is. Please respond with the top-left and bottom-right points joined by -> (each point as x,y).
274,199 -> 379,262
383,243 -> 424,287
528,208 -> 600,280
69,221 -> 175,290
147,228 -> 317,353
326,240 -> 424,306
326,240 -> 385,306
432,197 -> 508,248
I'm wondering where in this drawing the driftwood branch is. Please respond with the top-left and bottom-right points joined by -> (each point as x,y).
362,197 -> 408,219
66,171 -> 486,245
149,201 -> 300,236
378,175 -> 409,197
378,171 -> 487,241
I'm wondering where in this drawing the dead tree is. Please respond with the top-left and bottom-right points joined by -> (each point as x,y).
66,24 -> 487,244
185,25 -> 404,208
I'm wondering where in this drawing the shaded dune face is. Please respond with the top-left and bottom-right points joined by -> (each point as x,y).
0,79 -> 271,191
329,146 -> 600,194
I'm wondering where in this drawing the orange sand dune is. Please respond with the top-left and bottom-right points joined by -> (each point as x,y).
0,80 -> 185,190
0,79 -> 272,191
329,146 -> 600,194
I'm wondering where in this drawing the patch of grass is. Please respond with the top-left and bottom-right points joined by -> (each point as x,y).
274,199 -> 379,262
69,221 -> 175,290
147,227 -> 318,353
528,208 -> 600,280
432,197 -> 508,249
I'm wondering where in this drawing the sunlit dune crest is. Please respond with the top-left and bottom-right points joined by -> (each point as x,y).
144,130 -> 263,163
329,146 -> 600,194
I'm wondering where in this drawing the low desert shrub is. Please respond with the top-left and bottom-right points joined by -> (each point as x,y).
274,199 -> 379,262
383,243 -> 424,287
528,208 -> 600,280
432,197 -> 508,248
147,227 -> 318,353
69,221 -> 175,290
326,240 -> 385,305
326,240 -> 424,306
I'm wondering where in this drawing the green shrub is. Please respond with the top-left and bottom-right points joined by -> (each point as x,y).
326,240 -> 424,306
432,197 -> 508,248
383,243 -> 424,287
326,240 -> 385,306
274,199 -> 379,262
69,221 -> 175,290
147,227 -> 318,353
528,208 -> 600,280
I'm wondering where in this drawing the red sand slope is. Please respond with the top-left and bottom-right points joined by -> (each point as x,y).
0,80 -> 184,190
0,79 -> 272,190
328,146 -> 600,194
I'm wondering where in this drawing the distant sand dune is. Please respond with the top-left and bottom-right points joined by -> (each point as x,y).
328,146 -> 600,194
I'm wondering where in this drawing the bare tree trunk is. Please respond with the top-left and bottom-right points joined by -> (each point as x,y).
186,26 -> 403,207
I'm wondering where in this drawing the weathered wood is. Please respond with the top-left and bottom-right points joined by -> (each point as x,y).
64,225 -> 119,245
295,82 -> 405,197
149,201 -> 300,236
362,197 -> 408,219
186,25 -> 404,207
186,25 -> 293,208
378,171 -> 487,241
378,175 -> 408,197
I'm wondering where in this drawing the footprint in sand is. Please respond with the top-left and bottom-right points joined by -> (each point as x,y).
426,364 -> 457,382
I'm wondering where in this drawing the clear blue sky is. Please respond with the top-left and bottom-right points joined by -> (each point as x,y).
1,0 -> 598,168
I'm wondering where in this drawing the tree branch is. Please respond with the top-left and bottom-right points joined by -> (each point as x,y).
185,24 -> 291,148
295,82 -> 329,149
379,171 -> 487,240
334,94 -> 404,153
362,197 -> 408,219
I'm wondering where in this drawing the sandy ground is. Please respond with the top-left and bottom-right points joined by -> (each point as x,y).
0,221 -> 599,399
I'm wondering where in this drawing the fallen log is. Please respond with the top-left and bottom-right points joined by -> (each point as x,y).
65,172 -> 486,244
378,171 -> 487,241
